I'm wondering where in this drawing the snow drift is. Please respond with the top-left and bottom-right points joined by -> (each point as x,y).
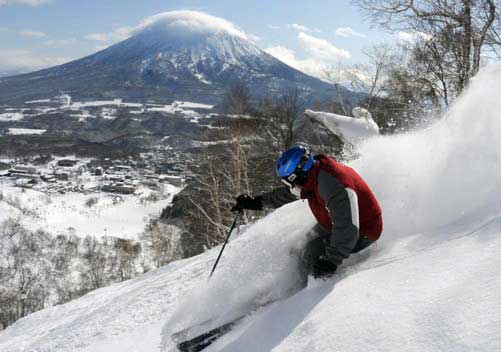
1,64 -> 501,352
301,107 -> 380,147
352,64 -> 501,238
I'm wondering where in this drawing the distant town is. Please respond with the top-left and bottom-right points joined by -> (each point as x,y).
0,152 -> 188,196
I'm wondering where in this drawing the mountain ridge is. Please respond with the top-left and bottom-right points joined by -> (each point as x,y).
0,11 -> 347,105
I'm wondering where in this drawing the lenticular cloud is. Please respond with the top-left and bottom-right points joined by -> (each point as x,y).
132,10 -> 249,39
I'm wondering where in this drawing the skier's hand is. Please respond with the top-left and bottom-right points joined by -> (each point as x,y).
231,194 -> 263,212
312,259 -> 337,279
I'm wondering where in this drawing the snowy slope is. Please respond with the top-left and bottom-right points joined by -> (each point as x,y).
1,63 -> 501,351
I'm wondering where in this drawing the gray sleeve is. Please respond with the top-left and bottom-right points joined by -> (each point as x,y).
259,186 -> 299,209
317,170 -> 359,266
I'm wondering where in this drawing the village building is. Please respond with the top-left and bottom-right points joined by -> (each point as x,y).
57,159 -> 78,167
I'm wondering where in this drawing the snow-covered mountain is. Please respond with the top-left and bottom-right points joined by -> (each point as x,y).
1,63 -> 500,351
0,70 -> 22,78
0,11 -> 344,105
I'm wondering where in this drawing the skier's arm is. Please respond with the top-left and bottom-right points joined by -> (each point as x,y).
317,170 -> 359,266
259,186 -> 299,209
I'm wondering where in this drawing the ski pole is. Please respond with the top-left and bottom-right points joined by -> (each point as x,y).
209,212 -> 240,279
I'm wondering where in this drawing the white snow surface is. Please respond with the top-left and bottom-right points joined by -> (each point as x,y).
0,181 -> 180,239
145,101 -> 213,122
25,99 -> 52,104
69,99 -> 143,109
7,128 -> 46,135
0,112 -> 24,122
2,64 -> 501,351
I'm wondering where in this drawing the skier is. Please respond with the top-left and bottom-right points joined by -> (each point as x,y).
232,143 -> 383,279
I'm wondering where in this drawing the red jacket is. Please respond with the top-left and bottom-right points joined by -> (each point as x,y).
300,155 -> 383,241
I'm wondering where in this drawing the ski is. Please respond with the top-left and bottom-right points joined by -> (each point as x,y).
172,295 -> 279,351
172,247 -> 374,351
174,316 -> 245,352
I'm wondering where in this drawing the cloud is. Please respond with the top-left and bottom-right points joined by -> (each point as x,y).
288,23 -> 311,32
85,11 -> 251,47
95,44 -> 110,52
0,0 -> 49,6
396,31 -> 432,42
44,38 -> 76,47
84,26 -> 133,43
131,11 -> 248,39
335,27 -> 367,38
298,32 -> 351,60
85,33 -> 110,42
265,32 -> 351,80
287,23 -> 322,33
0,49 -> 70,71
18,29 -> 47,38
265,45 -> 330,79
0,27 -> 47,38
247,33 -> 260,42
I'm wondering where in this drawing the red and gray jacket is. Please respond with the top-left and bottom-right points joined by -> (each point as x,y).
261,154 -> 383,265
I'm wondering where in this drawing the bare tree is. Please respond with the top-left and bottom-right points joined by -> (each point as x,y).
80,236 -> 108,290
188,157 -> 230,245
323,64 -> 350,115
262,88 -> 306,153
347,44 -> 395,109
141,222 -> 182,268
409,29 -> 455,106
353,0 -> 499,92
222,83 -> 254,117
183,84 -> 259,248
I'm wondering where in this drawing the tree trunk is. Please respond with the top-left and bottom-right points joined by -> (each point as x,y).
461,0 -> 473,90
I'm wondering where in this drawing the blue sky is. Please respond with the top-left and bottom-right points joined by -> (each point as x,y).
0,0 -> 395,76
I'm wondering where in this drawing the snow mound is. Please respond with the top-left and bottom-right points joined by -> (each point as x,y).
352,63 -> 501,238
302,107 -> 379,147
161,201 -> 316,342
212,215 -> 501,352
132,11 -> 248,40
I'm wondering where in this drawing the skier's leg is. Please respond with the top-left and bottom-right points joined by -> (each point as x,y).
351,235 -> 374,253
296,223 -> 330,287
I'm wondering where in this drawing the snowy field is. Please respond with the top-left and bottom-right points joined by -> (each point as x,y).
0,112 -> 24,122
7,128 -> 47,135
0,96 -> 214,123
1,64 -> 501,352
0,180 -> 180,239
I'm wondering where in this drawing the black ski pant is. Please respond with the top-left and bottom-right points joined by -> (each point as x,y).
296,223 -> 374,284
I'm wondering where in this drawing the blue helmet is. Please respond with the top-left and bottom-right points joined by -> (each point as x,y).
276,144 -> 316,183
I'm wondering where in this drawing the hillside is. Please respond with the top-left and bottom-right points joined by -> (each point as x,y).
1,63 -> 500,352
0,11 -> 345,105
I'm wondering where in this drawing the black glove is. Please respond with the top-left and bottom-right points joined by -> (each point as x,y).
231,194 -> 263,212
312,259 -> 338,279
